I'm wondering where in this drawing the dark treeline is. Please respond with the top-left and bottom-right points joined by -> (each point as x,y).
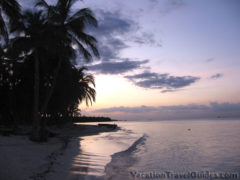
0,0 -> 99,141
43,116 -> 115,125
71,116 -> 115,123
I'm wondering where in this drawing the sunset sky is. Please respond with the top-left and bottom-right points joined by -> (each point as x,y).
21,0 -> 240,120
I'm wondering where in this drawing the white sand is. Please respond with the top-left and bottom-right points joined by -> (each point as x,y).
0,124 -> 117,180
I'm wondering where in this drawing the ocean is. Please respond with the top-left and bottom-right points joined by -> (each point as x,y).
73,120 -> 240,180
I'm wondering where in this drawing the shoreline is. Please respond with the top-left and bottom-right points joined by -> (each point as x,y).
0,123 -> 119,180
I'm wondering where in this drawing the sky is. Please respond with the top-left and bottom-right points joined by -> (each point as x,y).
20,0 -> 240,120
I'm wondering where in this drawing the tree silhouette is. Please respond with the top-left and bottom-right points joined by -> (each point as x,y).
36,0 -> 99,114
5,0 -> 99,141
47,65 -> 96,118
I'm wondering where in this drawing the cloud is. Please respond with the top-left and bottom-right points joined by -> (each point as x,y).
210,73 -> 223,79
125,71 -> 200,91
80,10 -> 160,74
94,104 -> 209,113
94,105 -> 157,113
80,11 -> 129,64
18,0 -> 35,9
149,0 -> 158,3
210,102 -> 240,112
88,10 -> 136,63
159,0 -> 185,15
97,38 -> 128,62
87,59 -> 149,74
96,11 -> 135,36
206,58 -> 214,62
96,10 -> 160,46
161,88 -> 178,93
96,102 -> 240,115
133,32 -> 162,47
90,102 -> 240,120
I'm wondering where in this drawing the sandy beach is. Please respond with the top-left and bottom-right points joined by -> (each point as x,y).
0,123 -> 118,180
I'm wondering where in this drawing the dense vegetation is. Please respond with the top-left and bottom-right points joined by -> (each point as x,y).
0,0 -> 99,141
40,116 -> 115,125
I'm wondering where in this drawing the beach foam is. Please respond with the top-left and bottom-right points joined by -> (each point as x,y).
104,134 -> 148,180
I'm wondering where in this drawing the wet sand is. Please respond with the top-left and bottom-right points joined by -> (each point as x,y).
0,123 -> 118,180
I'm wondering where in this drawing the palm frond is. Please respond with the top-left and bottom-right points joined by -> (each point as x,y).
76,32 -> 99,58
35,0 -> 49,9
56,0 -> 70,22
69,33 -> 93,61
68,8 -> 98,27
36,0 -> 58,23
67,24 -> 99,58
0,12 -> 8,43
0,0 -> 21,19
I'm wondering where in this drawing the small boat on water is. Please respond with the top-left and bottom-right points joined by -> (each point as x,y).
98,124 -> 117,129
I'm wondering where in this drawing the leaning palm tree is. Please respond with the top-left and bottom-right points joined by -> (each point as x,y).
65,67 -> 96,117
78,67 -> 96,106
0,0 -> 21,44
46,66 -> 96,118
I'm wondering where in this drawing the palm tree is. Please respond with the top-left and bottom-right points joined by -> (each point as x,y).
10,0 -> 99,141
46,66 -> 96,118
8,11 -> 51,141
36,0 -> 99,114
0,0 -> 21,44
65,67 -> 96,117
78,67 -> 96,106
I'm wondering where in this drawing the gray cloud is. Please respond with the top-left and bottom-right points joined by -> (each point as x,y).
159,0 -> 185,15
94,102 -> 240,114
161,88 -> 178,93
133,32 -> 162,47
96,11 -> 134,36
149,0 -> 158,3
95,11 -> 160,46
206,58 -> 214,62
125,71 -> 200,91
88,10 -> 135,63
18,0 -> 35,9
210,73 -> 223,79
91,102 -> 240,120
210,102 -> 240,112
97,38 -> 128,62
94,105 -> 157,113
81,10 -> 160,74
87,59 -> 149,74
94,104 -> 209,113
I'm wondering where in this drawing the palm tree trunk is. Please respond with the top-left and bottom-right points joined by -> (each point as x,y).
30,51 -> 41,141
40,57 -> 63,128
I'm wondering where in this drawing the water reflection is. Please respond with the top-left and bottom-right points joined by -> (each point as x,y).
70,124 -> 140,178
70,120 -> 240,180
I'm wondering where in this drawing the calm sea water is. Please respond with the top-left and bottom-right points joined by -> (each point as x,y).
72,120 -> 240,180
